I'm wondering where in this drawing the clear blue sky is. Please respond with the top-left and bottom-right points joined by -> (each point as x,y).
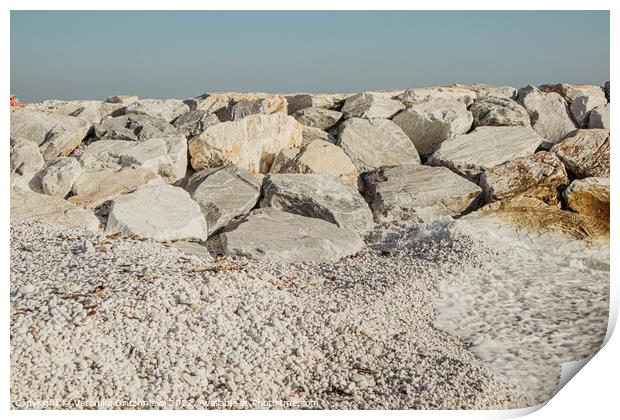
11,11 -> 609,102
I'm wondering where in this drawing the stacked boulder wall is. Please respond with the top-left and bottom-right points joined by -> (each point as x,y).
479,152 -> 569,205
550,129 -> 610,178
220,208 -> 364,263
185,165 -> 261,237
362,164 -> 481,223
261,173 -> 374,233
338,118 -> 420,172
105,184 -> 208,241
188,113 -> 303,174
563,177 -> 610,222
427,126 -> 544,181
10,108 -> 91,160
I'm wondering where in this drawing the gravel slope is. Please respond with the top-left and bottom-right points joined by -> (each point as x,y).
11,220 -> 528,409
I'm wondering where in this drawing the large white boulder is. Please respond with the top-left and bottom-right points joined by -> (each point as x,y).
551,129 -> 610,178
106,184 -> 208,241
293,107 -> 343,130
469,96 -> 530,127
119,98 -> 190,123
29,99 -> 122,124
10,137 -> 45,176
341,92 -> 405,119
40,157 -> 82,198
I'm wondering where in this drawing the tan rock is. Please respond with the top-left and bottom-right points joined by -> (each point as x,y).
479,152 -> 569,205
551,129 -> 610,178
563,177 -> 609,222
189,113 -> 303,174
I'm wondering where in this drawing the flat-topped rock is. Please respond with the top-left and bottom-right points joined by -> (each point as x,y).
551,129 -> 610,178
189,113 -> 303,174
172,110 -> 220,138
293,107 -> 342,130
427,126 -> 543,181
185,165 -> 261,236
119,98 -> 190,123
106,184 -> 208,241
588,104 -> 610,129
396,87 -> 476,107
261,173 -> 374,232
30,99 -> 122,124
470,96 -> 530,127
40,157 -> 82,198
479,152 -> 569,205
220,208 -> 364,262
285,93 -> 349,114
362,164 -> 481,223
392,103 -> 472,158
338,118 -> 420,172
270,140 -> 359,186
341,93 -> 405,119
563,177 -> 609,222
517,85 -> 577,147
11,188 -> 100,232
10,108 -> 91,160
69,166 -> 162,209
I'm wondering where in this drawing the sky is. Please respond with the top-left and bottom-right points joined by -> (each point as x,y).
10,11 -> 610,103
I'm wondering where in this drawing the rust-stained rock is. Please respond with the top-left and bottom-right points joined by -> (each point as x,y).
563,177 -> 610,222
551,129 -> 610,178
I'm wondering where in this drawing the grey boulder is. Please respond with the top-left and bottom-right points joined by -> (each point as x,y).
285,93 -> 349,114
588,104 -> 610,129
261,173 -> 374,233
341,92 -> 405,119
570,94 -> 608,128
185,165 -> 261,236
220,208 -> 364,262
106,184 -> 208,241
469,96 -> 530,127
293,107 -> 343,130
119,98 -> 190,123
172,109 -> 220,138
362,164 -> 481,223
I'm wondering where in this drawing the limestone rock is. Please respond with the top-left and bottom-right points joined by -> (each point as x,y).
341,93 -> 405,119
188,113 -> 303,174
570,94 -> 607,128
285,93 -> 349,114
120,98 -> 190,123
172,110 -> 220,138
517,85 -> 577,147
219,97 -> 288,122
168,241 -> 213,261
563,177 -> 609,222
106,184 -> 208,241
479,152 -> 569,205
392,103 -> 472,158
106,95 -> 138,104
192,93 -> 287,115
94,114 -> 180,141
338,118 -> 420,172
293,107 -> 343,130
10,108 -> 91,160
362,164 -> 481,223
427,126 -> 543,181
270,140 -> 358,186
469,96 -> 530,127
301,126 -> 337,146
11,188 -> 100,232
587,104 -> 610,129
69,166 -> 162,209
539,83 -> 606,103
10,137 -> 45,175
469,84 -> 518,100
261,173 -> 374,232
30,99 -> 122,124
185,165 -> 261,236
40,157 -> 82,198
220,208 -> 364,262
397,87 -> 476,107
551,129 -> 610,178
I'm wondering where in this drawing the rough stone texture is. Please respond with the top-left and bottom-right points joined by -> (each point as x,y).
10,137 -> 45,176
106,95 -> 138,104
392,103 -> 472,158
604,81 -> 610,102
261,173 -> 374,232
120,98 -> 190,123
338,118 -> 420,172
362,164 -> 481,223
539,83 -> 606,103
94,114 -> 180,141
588,104 -> 610,129
269,140 -> 359,186
189,113 -> 303,174
106,185 -> 208,241
428,126 -> 544,181
219,97 -> 288,122
563,177 -> 610,222
68,166 -> 162,209
30,100 -> 122,124
479,152 -> 569,205
285,93 -> 349,114
293,107 -> 343,130
550,129 -> 610,178
517,85 -> 577,147
569,94 -> 608,128
185,165 -> 261,236
221,208 -> 364,262
301,126 -> 337,146
40,157 -> 82,198
470,97 -> 530,128
172,110 -> 220,138
191,93 -> 287,116
341,93 -> 405,119
11,188 -> 100,232
397,87 -> 476,108
10,108 -> 92,160
469,84 -> 518,100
